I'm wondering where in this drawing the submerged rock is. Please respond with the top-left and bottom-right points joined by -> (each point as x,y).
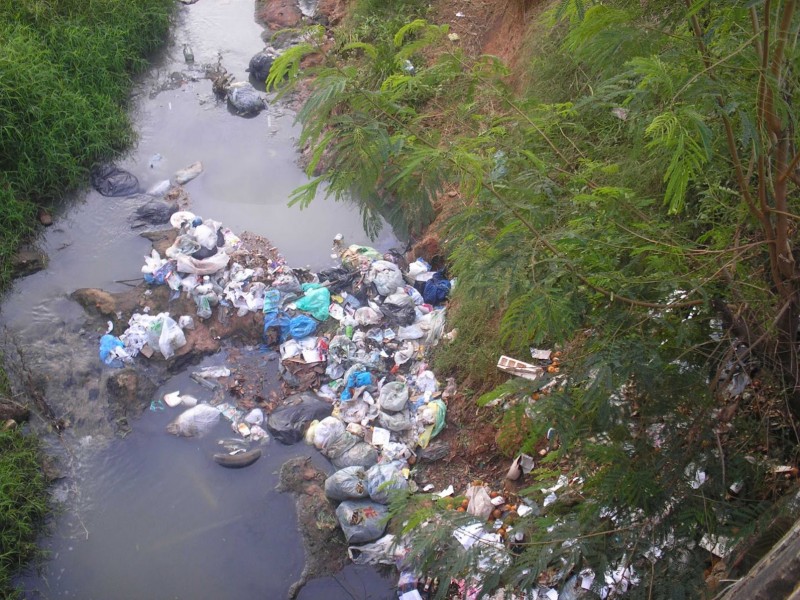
11,248 -> 47,277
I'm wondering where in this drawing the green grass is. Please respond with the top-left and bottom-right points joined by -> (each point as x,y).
0,1 -> 174,594
0,428 -> 48,598
0,0 -> 173,286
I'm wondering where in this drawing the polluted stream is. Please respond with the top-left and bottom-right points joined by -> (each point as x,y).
3,1 -> 395,598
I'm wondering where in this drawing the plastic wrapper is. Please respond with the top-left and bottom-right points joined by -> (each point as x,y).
366,462 -> 409,504
379,382 -> 409,413
331,442 -> 379,469
266,392 -> 332,444
324,466 -> 369,501
335,500 -> 389,544
166,404 -> 220,437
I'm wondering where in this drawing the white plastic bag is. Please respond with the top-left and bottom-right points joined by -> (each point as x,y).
166,404 -> 220,437
367,260 -> 404,296
158,315 -> 186,359
465,485 -> 494,520
175,252 -> 230,275
314,416 -> 346,451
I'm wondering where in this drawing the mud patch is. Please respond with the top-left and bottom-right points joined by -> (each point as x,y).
277,456 -> 347,598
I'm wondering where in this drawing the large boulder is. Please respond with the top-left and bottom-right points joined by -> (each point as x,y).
257,0 -> 302,29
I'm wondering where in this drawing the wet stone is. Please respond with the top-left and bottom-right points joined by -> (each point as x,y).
11,248 -> 47,277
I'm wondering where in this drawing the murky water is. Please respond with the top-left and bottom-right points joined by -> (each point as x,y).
3,1 -> 396,597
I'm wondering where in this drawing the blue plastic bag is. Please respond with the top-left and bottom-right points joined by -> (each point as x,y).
144,261 -> 176,285
263,311 -> 317,342
289,314 -> 318,339
341,371 -> 373,401
99,334 -> 125,367
423,272 -> 451,305
263,310 -> 291,341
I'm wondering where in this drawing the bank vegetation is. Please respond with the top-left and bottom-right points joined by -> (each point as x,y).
271,0 -> 800,596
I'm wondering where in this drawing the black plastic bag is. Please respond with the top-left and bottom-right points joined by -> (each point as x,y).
133,197 -> 177,226
91,164 -> 139,197
266,392 -> 332,444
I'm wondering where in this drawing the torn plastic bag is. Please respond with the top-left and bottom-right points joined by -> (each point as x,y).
423,272 -> 451,305
99,334 -> 126,367
394,341 -> 419,366
416,399 -> 447,448
348,534 -> 398,566
381,292 -> 416,326
295,283 -> 331,322
273,269 -> 302,294
336,500 -> 389,544
367,260 -> 404,296
355,307 -> 382,327
465,485 -> 494,520
91,164 -> 139,197
144,261 -> 176,285
378,409 -> 412,432
317,267 -> 359,293
396,324 -> 424,340
262,289 -> 282,313
145,313 -> 186,359
331,442 -> 379,469
329,335 -> 355,364
175,252 -> 230,275
266,392 -> 332,444
379,381 -> 409,412
313,416 -> 346,451
340,370 -> 373,401
366,462 -> 409,504
166,234 -> 201,258
166,404 -> 220,437
324,466 -> 369,501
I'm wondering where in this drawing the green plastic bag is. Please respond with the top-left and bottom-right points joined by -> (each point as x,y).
295,283 -> 331,321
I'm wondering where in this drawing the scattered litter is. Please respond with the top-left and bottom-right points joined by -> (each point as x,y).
497,355 -> 544,381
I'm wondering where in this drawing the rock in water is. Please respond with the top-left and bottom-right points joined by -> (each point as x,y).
227,82 -> 265,115
248,51 -> 276,82
173,161 -> 203,185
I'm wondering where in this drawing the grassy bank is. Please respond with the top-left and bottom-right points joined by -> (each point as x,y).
0,0 -> 173,594
0,428 -> 48,596
274,0 -> 800,594
0,0 -> 174,285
